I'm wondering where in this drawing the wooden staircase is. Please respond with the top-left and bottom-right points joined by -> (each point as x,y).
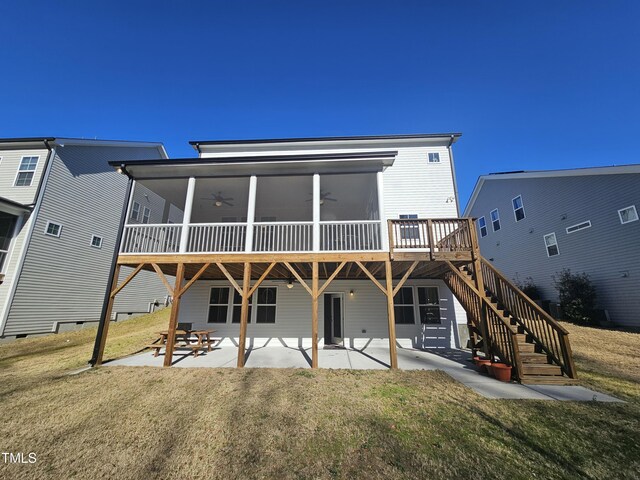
443,258 -> 577,384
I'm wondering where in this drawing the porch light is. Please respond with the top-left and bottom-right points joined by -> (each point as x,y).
349,290 -> 354,297
215,200 -> 223,207
287,278 -> 294,289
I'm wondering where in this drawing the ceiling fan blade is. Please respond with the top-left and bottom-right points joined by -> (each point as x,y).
325,197 -> 338,202
223,197 -> 234,201
223,201 -> 234,207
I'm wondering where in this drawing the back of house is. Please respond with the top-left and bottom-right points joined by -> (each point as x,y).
464,165 -> 640,328
0,138 -> 173,339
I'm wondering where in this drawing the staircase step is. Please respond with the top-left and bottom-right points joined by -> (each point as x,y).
518,342 -> 536,353
519,375 -> 577,385
521,364 -> 563,376
519,352 -> 549,364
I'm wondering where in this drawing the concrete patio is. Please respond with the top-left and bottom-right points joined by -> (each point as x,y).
105,342 -> 622,402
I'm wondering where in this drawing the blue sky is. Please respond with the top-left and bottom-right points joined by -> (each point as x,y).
1,1 -> 638,207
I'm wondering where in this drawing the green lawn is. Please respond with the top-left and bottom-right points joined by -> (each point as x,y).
0,310 -> 638,479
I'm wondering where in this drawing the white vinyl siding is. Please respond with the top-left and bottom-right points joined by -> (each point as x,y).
544,232 -> 559,257
618,205 -> 638,224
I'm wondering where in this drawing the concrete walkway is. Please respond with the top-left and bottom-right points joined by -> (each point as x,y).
105,344 -> 622,402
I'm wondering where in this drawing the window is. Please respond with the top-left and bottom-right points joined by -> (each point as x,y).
255,287 -> 277,323
0,212 -> 17,272
208,287 -> 230,323
399,214 -> 420,240
566,221 -> 591,234
417,287 -> 441,324
44,221 -> 62,238
14,156 -> 39,187
618,205 -> 638,224
490,209 -> 501,231
90,235 -> 103,248
231,290 -> 252,324
393,287 -> 415,324
142,207 -> 151,224
544,233 -> 559,257
428,152 -> 440,163
478,216 -> 488,237
512,195 -> 525,221
130,202 -> 140,221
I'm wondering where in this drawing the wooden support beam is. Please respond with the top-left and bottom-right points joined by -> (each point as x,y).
151,263 -> 174,297
384,259 -> 399,369
118,252 -> 390,265
283,262 -> 312,296
237,262 -> 252,367
392,261 -> 420,296
317,261 -> 347,297
163,263 -> 185,367
177,263 -> 211,298
94,264 -> 121,366
311,262 -> 319,369
110,263 -> 144,298
355,261 -> 386,296
248,262 -> 276,297
216,262 -> 242,296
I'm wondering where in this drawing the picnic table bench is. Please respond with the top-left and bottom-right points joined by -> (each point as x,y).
148,329 -> 217,357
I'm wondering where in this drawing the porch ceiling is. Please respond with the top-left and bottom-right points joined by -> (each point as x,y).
133,260 -> 460,282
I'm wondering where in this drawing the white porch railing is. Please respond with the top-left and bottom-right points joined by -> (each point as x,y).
320,221 -> 382,251
188,223 -> 247,253
121,224 -> 182,254
253,222 -> 313,252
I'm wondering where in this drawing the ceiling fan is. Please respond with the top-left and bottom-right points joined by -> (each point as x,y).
201,191 -> 234,207
306,191 -> 337,205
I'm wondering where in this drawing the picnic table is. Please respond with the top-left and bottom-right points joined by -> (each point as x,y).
148,329 -> 217,358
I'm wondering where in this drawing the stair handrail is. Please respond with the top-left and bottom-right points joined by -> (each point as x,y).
479,258 -> 577,378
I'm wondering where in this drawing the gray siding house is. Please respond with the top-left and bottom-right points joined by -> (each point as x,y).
0,138 -> 172,338
464,165 -> 640,328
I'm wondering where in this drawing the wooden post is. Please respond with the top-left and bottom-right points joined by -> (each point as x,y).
163,263 -> 185,367
237,262 -> 252,367
384,259 -> 399,369
311,261 -> 319,368
94,264 -> 121,366
469,222 -> 491,357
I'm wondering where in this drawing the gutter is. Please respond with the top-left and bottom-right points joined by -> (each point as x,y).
0,140 -> 56,336
447,135 -> 461,217
89,175 -> 134,365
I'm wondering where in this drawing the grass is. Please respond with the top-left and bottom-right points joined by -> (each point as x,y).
0,311 -> 638,479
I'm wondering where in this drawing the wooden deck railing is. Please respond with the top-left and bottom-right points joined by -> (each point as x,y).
444,265 -> 523,377
478,258 -> 577,378
388,218 -> 475,256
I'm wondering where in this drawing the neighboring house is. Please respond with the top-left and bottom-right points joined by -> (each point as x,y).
93,133 -> 578,384
464,165 -> 640,328
0,137 -> 173,339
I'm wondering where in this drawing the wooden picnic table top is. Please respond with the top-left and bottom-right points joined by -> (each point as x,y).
158,330 -> 188,336
190,329 -> 216,334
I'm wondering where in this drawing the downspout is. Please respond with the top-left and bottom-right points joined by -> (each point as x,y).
447,135 -> 461,217
89,167 -> 133,365
0,140 -> 56,336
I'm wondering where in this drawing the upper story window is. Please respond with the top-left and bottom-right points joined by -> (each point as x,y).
14,156 -> 39,187
478,217 -> 487,237
399,214 -> 419,240
90,235 -> 103,248
566,221 -> 591,234
417,287 -> 441,324
393,287 -> 415,324
618,205 -> 638,224
512,195 -> 525,221
142,207 -> 151,224
490,209 -> 501,231
130,202 -> 141,221
45,221 -> 62,238
428,152 -> 440,163
544,232 -> 559,257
